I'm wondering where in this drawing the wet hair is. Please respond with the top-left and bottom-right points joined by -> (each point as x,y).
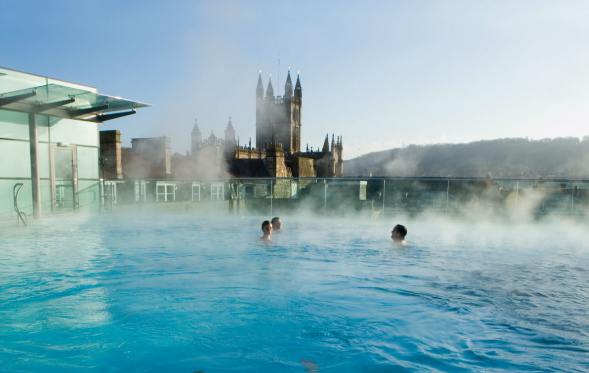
392,224 -> 407,238
271,217 -> 280,225
262,220 -> 271,230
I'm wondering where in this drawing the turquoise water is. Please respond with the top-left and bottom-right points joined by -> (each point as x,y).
1,215 -> 588,372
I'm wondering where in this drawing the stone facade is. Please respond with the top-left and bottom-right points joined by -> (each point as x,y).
300,134 -> 344,178
256,71 -> 302,153
187,71 -> 344,178
101,72 -> 344,180
99,130 -> 171,179
265,143 -> 290,177
131,137 -> 172,175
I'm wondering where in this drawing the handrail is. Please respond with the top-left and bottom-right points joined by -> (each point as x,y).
13,183 -> 27,226
76,189 -> 96,208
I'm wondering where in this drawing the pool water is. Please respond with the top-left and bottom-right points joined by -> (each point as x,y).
1,214 -> 588,372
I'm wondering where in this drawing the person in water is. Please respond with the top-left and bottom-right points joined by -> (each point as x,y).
271,217 -> 282,232
391,224 -> 408,245
259,220 -> 273,242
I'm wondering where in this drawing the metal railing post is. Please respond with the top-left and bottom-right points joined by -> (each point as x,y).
382,179 -> 386,217
446,180 -> 450,214
515,181 -> 519,213
324,179 -> 327,216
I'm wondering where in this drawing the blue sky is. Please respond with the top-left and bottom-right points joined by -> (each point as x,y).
2,0 -> 588,159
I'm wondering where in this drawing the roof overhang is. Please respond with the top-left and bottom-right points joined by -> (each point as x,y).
0,83 -> 152,122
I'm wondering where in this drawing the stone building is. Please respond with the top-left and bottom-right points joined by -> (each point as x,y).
99,131 -> 171,179
187,71 -> 343,178
255,72 -> 302,153
99,71 -> 344,182
300,133 -> 344,178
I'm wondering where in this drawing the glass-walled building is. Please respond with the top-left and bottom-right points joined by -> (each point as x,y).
0,67 -> 150,220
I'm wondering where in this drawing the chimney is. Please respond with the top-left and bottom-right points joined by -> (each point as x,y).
99,130 -> 123,179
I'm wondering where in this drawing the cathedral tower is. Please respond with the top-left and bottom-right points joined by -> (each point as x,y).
255,70 -> 302,154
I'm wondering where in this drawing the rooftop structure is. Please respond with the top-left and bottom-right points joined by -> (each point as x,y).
0,66 -> 151,220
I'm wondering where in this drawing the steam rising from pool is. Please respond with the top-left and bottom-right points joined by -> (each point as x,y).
1,214 -> 588,371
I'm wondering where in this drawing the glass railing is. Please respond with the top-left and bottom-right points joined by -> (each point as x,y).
98,177 -> 589,219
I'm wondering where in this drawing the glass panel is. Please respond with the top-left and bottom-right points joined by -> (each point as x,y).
0,84 -> 151,114
209,183 -> 224,201
166,185 -> 175,202
77,146 -> 99,179
38,143 -> 51,179
37,115 -> 50,143
78,180 -> 100,213
325,179 -> 368,216
157,184 -> 165,202
55,149 -> 73,180
0,139 -> 31,178
54,148 -> 74,213
40,179 -> 52,215
135,181 -> 147,202
0,109 -> 29,140
49,119 -> 98,147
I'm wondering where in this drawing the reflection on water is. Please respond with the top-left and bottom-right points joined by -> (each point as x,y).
0,214 -> 588,372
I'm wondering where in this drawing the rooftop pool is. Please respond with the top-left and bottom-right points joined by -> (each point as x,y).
1,214 -> 588,372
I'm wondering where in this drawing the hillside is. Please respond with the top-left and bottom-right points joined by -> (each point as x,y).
344,137 -> 589,178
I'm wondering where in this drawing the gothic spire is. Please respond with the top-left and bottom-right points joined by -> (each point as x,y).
266,75 -> 274,99
322,133 -> 329,153
294,72 -> 302,99
331,133 -> 335,152
284,69 -> 293,99
225,116 -> 236,145
256,71 -> 264,99
192,118 -> 200,134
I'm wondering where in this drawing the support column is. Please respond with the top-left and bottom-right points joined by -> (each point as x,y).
29,113 -> 41,219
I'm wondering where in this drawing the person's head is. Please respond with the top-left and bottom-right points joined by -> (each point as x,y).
271,217 -> 282,231
391,224 -> 407,243
261,220 -> 273,236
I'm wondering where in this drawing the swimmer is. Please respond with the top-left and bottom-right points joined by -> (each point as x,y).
258,220 -> 273,242
271,216 -> 282,232
391,224 -> 408,245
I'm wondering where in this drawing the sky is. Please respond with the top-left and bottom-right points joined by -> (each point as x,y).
1,0 -> 589,160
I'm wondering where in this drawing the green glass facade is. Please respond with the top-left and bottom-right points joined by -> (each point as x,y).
0,67 -> 138,220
